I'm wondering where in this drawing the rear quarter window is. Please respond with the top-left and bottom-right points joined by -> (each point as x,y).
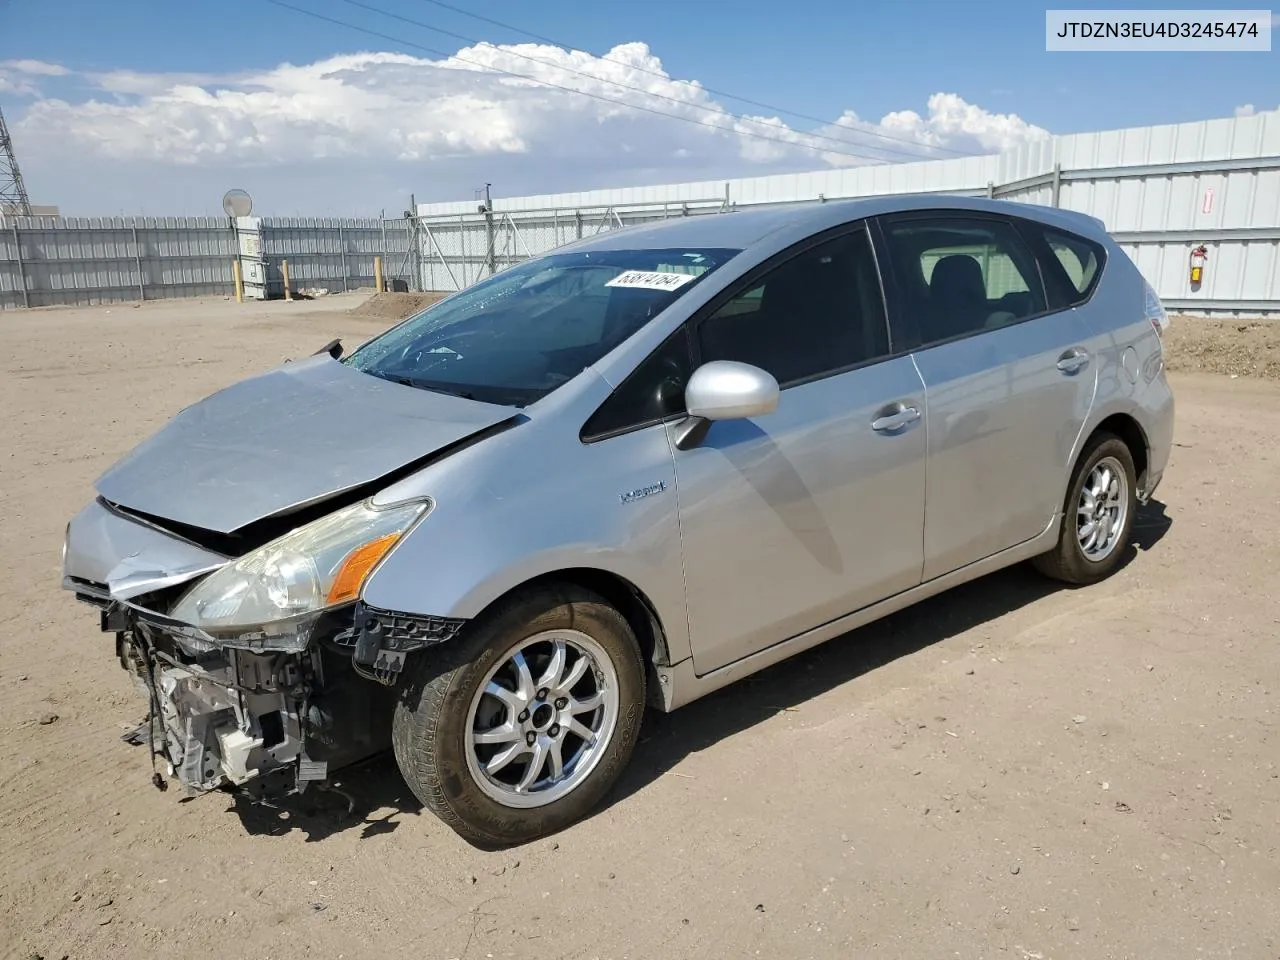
1040,227 -> 1106,307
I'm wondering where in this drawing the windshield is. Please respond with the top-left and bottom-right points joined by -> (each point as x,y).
343,247 -> 739,406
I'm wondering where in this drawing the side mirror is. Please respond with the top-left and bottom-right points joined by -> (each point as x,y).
674,360 -> 780,450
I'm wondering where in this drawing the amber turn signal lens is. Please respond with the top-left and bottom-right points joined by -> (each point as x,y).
326,533 -> 401,605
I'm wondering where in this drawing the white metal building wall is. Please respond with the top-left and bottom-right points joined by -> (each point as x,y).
417,112 -> 1280,314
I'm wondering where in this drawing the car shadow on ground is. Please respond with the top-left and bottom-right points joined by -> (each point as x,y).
610,497 -> 1173,810
226,499 -> 1172,842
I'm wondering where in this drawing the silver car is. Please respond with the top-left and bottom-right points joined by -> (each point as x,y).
62,195 -> 1174,846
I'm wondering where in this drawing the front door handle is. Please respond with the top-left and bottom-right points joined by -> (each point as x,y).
1057,348 -> 1090,374
871,403 -> 921,433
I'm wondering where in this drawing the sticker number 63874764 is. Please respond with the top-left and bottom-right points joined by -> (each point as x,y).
604,270 -> 697,292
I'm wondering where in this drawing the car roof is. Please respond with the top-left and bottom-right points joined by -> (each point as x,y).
565,193 -> 1110,253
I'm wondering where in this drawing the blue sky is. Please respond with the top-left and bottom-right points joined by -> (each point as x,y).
1,0 -> 1276,214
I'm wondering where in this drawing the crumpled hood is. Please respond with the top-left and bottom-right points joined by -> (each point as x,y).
95,354 -> 514,535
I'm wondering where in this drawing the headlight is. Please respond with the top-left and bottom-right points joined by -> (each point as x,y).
168,498 -> 429,649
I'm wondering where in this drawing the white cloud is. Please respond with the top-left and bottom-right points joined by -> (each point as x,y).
10,43 -> 1050,214
0,59 -> 69,76
0,74 -> 38,97
0,59 -> 70,97
1235,103 -> 1279,118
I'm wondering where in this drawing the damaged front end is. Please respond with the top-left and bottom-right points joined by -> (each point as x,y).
64,495 -> 463,799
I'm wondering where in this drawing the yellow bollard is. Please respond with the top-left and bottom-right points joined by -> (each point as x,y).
232,259 -> 244,303
374,255 -> 384,293
282,259 -> 292,301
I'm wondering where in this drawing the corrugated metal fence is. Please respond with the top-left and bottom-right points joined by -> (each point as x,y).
0,215 -> 414,309
3,115 -> 1278,313
258,218 -> 414,298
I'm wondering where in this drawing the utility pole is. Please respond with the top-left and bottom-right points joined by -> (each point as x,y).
0,106 -> 33,217
482,182 -> 496,278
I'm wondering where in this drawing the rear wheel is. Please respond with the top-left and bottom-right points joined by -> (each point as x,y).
1032,432 -> 1137,585
392,584 -> 645,847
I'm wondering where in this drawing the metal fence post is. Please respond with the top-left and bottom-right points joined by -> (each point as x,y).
380,218 -> 388,287
409,194 -> 421,292
12,222 -> 29,308
1051,163 -> 1063,207
986,181 -> 995,199
482,184 -> 496,278
338,225 -> 349,292
131,225 -> 145,301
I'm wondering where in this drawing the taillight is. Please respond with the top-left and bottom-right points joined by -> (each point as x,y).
1143,281 -> 1167,338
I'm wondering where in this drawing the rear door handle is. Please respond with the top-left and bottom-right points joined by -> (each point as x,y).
1057,348 -> 1090,374
871,403 -> 921,433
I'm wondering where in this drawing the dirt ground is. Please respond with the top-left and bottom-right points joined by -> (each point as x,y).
1165,314 -> 1280,380
1,295 -> 1278,960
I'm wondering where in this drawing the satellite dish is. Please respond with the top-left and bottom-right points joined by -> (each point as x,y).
221,188 -> 254,218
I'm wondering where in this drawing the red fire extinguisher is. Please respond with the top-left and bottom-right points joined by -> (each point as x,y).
1189,244 -> 1208,286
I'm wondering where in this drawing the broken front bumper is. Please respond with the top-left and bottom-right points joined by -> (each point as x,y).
111,606 -> 395,796
64,498 -> 464,797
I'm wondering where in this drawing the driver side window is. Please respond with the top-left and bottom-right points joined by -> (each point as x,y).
695,227 -> 890,386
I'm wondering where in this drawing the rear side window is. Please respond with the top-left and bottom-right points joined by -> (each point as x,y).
881,216 -> 1048,346
1040,228 -> 1105,306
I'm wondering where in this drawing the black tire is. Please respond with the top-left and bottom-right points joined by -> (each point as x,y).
1032,431 -> 1138,585
391,583 -> 646,848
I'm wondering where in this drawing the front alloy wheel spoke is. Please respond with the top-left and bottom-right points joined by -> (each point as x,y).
554,656 -> 590,696
516,740 -> 548,793
547,739 -> 565,781
567,717 -> 596,744
1096,515 -> 1111,547
486,741 -> 526,776
474,722 -> 519,746
570,690 -> 604,714
537,639 -> 567,690
484,681 -> 521,714
511,651 -> 537,702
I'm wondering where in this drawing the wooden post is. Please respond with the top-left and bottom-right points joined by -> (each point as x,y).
282,259 -> 292,301
232,258 -> 244,303
374,255 -> 384,293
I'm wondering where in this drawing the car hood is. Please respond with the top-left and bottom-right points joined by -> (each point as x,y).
95,354 -> 515,535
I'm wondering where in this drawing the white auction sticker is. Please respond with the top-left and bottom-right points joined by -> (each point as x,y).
605,270 -> 697,292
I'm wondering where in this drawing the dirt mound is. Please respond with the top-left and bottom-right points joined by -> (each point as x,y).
1164,315 -> 1280,380
348,291 -> 447,322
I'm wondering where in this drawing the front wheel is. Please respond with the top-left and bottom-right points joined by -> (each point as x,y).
391,584 -> 645,847
1032,431 -> 1137,585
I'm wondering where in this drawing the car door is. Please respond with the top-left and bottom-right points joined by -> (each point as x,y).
875,212 -> 1099,582
671,224 -> 928,675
